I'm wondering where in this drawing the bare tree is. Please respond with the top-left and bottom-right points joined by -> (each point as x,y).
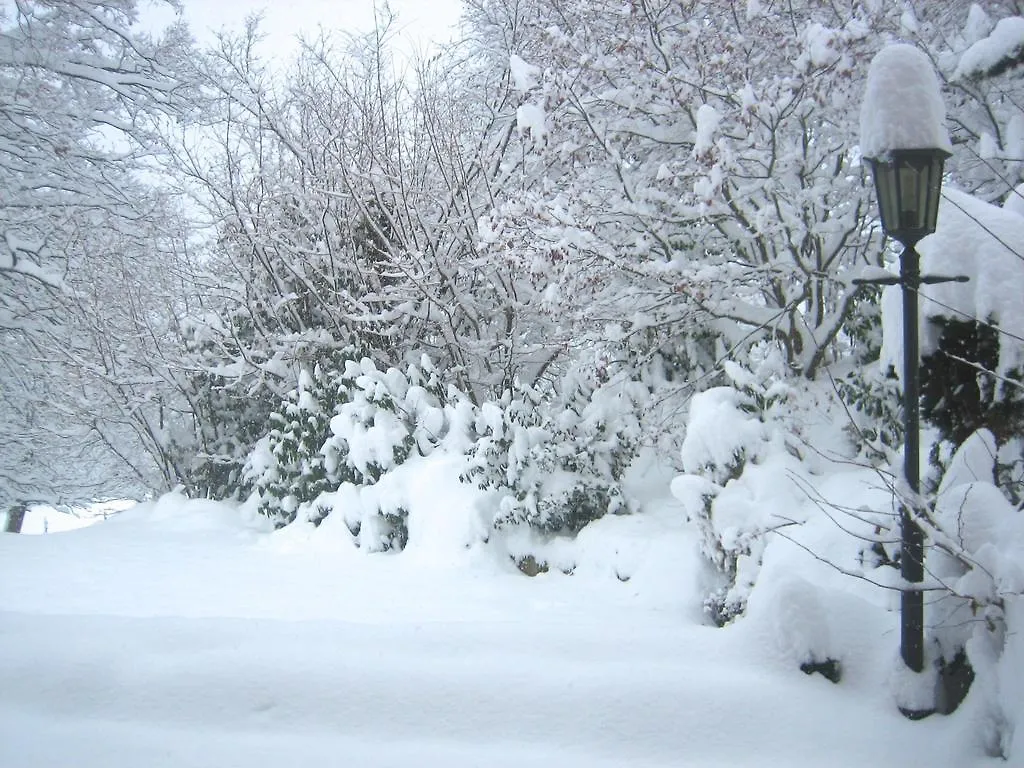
0,0 -> 194,509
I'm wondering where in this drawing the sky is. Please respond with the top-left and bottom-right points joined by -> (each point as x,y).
143,0 -> 464,61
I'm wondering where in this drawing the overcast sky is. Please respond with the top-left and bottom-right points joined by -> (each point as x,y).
144,0 -> 464,60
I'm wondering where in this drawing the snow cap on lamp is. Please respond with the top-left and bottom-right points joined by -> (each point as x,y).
860,44 -> 952,246
860,44 -> 952,159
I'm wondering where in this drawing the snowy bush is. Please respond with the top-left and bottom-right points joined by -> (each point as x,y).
925,429 -> 1024,751
921,318 -> 1023,446
464,365 -> 644,538
836,366 -> 903,462
243,365 -> 348,525
920,316 -> 1024,508
905,189 -> 1024,505
671,360 -> 798,626
243,355 -> 456,549
316,357 -> 456,552
246,351 -> 651,552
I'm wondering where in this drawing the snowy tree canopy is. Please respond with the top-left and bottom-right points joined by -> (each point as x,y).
0,0 -> 193,508
954,15 -> 1024,80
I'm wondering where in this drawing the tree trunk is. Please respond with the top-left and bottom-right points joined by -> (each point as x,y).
4,503 -> 27,533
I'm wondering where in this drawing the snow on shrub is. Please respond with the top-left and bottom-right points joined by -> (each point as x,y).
464,365 -> 645,539
244,349 -> 653,557
671,360 -> 800,626
923,429 -> 1024,752
242,366 -> 343,524
884,189 -> 1024,502
243,355 -> 457,551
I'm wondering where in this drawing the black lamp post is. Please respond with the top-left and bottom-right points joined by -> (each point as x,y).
862,146 -> 949,679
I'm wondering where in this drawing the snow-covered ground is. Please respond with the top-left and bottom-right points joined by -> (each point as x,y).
18,500 -> 135,535
0,485 -> 1002,767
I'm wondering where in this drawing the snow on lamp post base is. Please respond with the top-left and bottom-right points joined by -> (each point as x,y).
859,43 -> 958,716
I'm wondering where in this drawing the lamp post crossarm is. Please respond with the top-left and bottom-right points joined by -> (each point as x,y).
853,274 -> 969,288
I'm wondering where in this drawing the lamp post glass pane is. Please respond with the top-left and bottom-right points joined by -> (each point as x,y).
923,158 -> 943,231
899,163 -> 926,231
873,162 -> 900,236
868,149 -> 949,246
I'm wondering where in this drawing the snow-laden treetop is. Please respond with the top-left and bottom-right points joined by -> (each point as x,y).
954,16 -> 1024,80
860,44 -> 952,159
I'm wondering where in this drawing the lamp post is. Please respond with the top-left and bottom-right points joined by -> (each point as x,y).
859,42 -> 970,718
861,147 -> 949,677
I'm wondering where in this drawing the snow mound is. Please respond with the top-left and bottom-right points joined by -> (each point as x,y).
679,386 -> 764,476
106,491 -> 268,538
938,429 -> 997,494
751,574 -> 834,667
860,44 -> 952,158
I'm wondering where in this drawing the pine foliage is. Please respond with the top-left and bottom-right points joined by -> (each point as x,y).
244,356 -> 454,542
464,366 -> 644,535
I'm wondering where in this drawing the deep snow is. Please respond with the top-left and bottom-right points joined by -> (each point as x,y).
0,482 -> 1005,767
